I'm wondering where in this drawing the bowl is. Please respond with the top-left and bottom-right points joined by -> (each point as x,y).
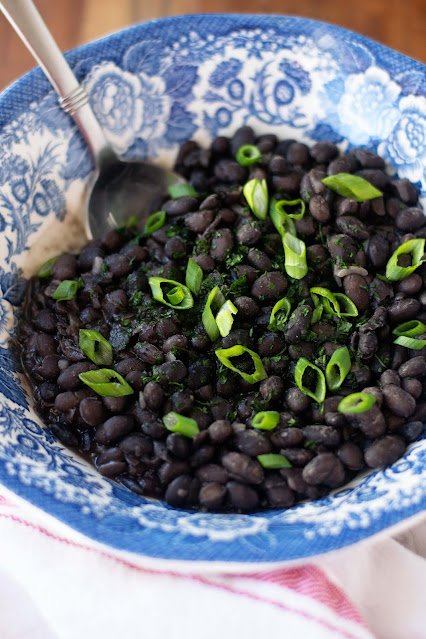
0,14 -> 425,568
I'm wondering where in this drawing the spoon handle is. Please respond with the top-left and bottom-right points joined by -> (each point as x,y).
0,0 -> 112,164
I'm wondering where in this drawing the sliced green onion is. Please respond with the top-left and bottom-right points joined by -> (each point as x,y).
270,198 -> 296,238
235,144 -> 262,166
37,256 -> 58,278
243,178 -> 269,220
311,304 -> 324,324
51,280 -> 79,301
393,335 -> 426,350
167,286 -> 185,305
325,346 -> 351,391
269,298 -> 291,332
79,369 -> 134,397
257,453 -> 292,469
162,411 -> 200,438
252,411 -> 280,431
148,277 -> 194,310
167,183 -> 198,199
79,329 -> 113,366
386,239 -> 425,281
216,300 -> 238,338
143,210 -> 166,236
338,392 -> 376,414
333,293 -> 359,317
392,320 -> 426,337
275,198 -> 306,220
310,287 -> 341,317
283,232 -> 308,280
202,286 -> 226,341
321,173 -> 383,202
185,258 -> 203,295
215,345 -> 267,384
294,357 -> 326,403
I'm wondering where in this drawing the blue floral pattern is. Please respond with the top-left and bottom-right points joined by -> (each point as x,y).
0,15 -> 424,565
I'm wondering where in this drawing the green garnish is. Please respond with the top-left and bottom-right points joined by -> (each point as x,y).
51,280 -> 79,301
321,173 -> 383,202
216,300 -> 238,338
270,198 -> 297,238
185,258 -> 203,295
333,293 -> 359,317
252,411 -> 280,430
215,345 -> 268,384
310,287 -> 341,317
337,392 -> 376,414
294,357 -> 326,403
257,453 -> 292,469
283,233 -> 308,279
79,329 -> 113,366
393,335 -> 426,350
269,298 -> 292,332
235,144 -> 262,166
148,277 -> 194,310
385,239 -> 426,281
202,286 -> 226,342
392,320 -> 426,338
143,210 -> 166,236
325,346 -> 351,391
275,198 -> 306,220
37,256 -> 58,278
78,369 -> 134,397
162,412 -> 200,438
167,183 -> 198,199
243,178 -> 269,220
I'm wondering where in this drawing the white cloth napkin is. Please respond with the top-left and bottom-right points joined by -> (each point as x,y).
0,484 -> 424,639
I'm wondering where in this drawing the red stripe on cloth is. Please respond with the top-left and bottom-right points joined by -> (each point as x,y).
0,511 -> 368,639
243,566 -> 366,625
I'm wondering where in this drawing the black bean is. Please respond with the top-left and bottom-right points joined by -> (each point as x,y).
302,453 -> 345,487
356,169 -> 389,191
37,354 -> 61,380
284,305 -> 312,344
54,391 -> 78,412
302,425 -> 341,447
236,220 -> 262,246
185,210 -> 214,233
337,441 -> 364,470
269,154 -> 289,174
164,237 -> 186,259
208,420 -> 233,443
310,141 -> 339,163
221,452 -> 264,485
214,159 -> 248,183
210,228 -> 234,262
95,415 -> 134,444
170,389 -> 194,415
165,432 -> 192,459
51,254 -> 77,281
57,362 -> 95,390
287,142 -> 310,165
264,475 -> 295,508
286,387 -> 311,415
142,382 -> 163,410
251,272 -> 288,301
309,195 -> 330,223
288,342 -> 316,360
395,208 -> 425,232
399,421 -> 424,442
257,332 -> 285,357
233,296 -> 259,319
234,429 -> 272,456
270,427 -> 304,448
230,126 -> 256,155
347,404 -> 386,438
103,396 -> 128,413
364,435 -> 406,468
367,234 -> 390,268
163,196 -> 198,216
226,481 -> 258,511
247,248 -> 272,272
396,273 -> 422,296
398,356 -> 426,378
196,464 -> 229,484
387,298 -> 421,324
343,274 -> 370,312
280,447 -> 314,467
165,475 -> 199,507
259,376 -> 284,402
336,216 -> 369,240
135,343 -> 164,365
358,332 -> 378,360
382,384 -> 416,418
328,155 -> 358,175
350,147 -> 385,169
33,310 -> 57,333
198,482 -> 226,510
153,360 -> 187,385
402,378 -> 423,398
79,397 -> 105,426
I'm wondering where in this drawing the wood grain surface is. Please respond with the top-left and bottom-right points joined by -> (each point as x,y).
0,0 -> 425,90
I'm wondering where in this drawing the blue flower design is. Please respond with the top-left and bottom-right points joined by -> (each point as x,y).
379,95 -> 426,186
209,59 -> 242,88
279,59 -> 311,95
333,67 -> 401,145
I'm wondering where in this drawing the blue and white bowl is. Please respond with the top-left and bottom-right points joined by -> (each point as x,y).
0,15 -> 425,567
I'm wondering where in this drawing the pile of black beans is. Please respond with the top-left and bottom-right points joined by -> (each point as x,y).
18,126 -> 426,513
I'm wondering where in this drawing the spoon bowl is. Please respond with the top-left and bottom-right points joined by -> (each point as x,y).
0,0 -> 182,239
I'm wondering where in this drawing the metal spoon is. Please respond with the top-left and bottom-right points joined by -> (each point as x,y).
0,0 -> 182,239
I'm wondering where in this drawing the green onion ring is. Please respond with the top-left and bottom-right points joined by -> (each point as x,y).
163,412 -> 200,438
243,178 -> 269,220
252,411 -> 280,431
235,144 -> 262,166
325,346 -> 351,391
216,300 -> 238,338
79,329 -> 113,366
337,392 -> 377,414
393,335 -> 426,350
79,369 -> 134,397
294,357 -> 326,403
215,345 -> 267,384
275,198 -> 306,220
185,258 -> 203,295
143,210 -> 166,236
283,232 -> 308,280
392,320 -> 426,337
268,298 -> 292,332
257,453 -> 292,469
148,277 -> 194,310
167,183 -> 198,199
51,280 -> 79,301
386,239 -> 426,281
202,286 -> 226,341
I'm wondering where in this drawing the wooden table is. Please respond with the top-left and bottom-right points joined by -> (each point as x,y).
0,0 -> 425,90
